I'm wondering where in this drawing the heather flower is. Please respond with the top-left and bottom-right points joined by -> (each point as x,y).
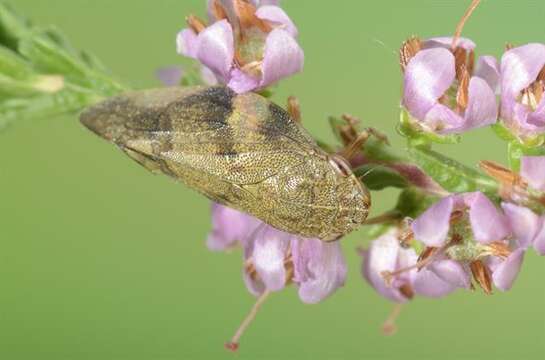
244,224 -> 347,303
207,203 -> 262,251
401,36 -> 498,134
502,202 -> 545,256
500,43 -> 545,142
411,192 -> 526,292
177,0 -> 303,93
359,229 -> 459,302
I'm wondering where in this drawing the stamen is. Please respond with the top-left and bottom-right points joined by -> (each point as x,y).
225,290 -> 271,352
339,114 -> 361,146
233,0 -> 271,33
453,47 -> 469,81
479,160 -> 524,188
486,242 -> 511,259
287,96 -> 302,123
456,65 -> 470,112
338,131 -> 370,161
186,14 -> 207,33
399,36 -> 422,71
470,260 -> 492,295
211,0 -> 228,20
451,0 -> 482,50
382,243 -> 450,284
382,303 -> 404,336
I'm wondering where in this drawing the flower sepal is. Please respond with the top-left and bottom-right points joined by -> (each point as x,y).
507,140 -> 545,171
398,109 -> 461,147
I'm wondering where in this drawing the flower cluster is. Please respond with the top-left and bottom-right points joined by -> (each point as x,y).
363,156 -> 545,303
208,203 -> 347,304
177,0 -> 303,93
400,36 -> 545,148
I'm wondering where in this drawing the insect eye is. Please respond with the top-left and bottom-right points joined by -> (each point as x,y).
329,156 -> 352,177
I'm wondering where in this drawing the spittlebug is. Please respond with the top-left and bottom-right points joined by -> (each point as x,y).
80,86 -> 370,241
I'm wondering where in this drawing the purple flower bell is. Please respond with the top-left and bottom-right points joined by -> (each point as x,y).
177,0 -> 303,93
500,43 -> 545,142
207,203 -> 347,303
401,37 -> 498,134
243,224 -> 347,304
359,229 -> 460,302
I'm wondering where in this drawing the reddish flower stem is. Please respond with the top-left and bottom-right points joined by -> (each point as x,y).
452,0 -> 482,49
225,290 -> 271,352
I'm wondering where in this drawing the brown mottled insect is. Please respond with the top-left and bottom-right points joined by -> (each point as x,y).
80,86 -> 370,241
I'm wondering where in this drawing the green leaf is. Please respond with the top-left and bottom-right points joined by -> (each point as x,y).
0,2 -> 31,50
408,146 -> 499,195
0,3 -> 128,128
395,187 -> 438,218
0,45 -> 33,78
353,164 -> 408,190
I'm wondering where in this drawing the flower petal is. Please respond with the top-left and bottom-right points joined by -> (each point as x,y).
259,28 -> 304,88
249,225 -> 291,292
412,268 -> 457,298
227,68 -> 260,93
462,76 -> 498,130
292,238 -> 347,304
177,29 -> 198,58
195,19 -> 234,80
251,0 -> 280,6
533,221 -> 545,255
429,259 -> 471,289
492,249 -> 525,291
521,156 -> 545,192
501,43 -> 545,97
200,66 -> 219,86
412,196 -> 454,247
423,37 -> 476,51
156,66 -> 184,86
255,5 -> 298,37
423,103 -> 465,134
502,202 -> 541,248
207,203 -> 262,251
361,230 -> 415,303
403,48 -> 455,120
467,192 -> 510,244
475,55 -> 500,92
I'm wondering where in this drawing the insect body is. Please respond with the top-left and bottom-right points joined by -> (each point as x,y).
80,86 -> 370,241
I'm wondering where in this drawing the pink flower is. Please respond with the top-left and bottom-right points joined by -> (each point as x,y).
401,37 -> 498,134
243,224 -> 347,303
359,229 -> 459,302
177,0 -> 303,93
207,204 -> 347,303
411,192 -> 527,292
502,202 -> 545,256
500,43 -> 545,141
207,203 -> 262,251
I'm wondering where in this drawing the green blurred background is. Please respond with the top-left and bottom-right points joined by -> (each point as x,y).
1,0 -> 544,359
